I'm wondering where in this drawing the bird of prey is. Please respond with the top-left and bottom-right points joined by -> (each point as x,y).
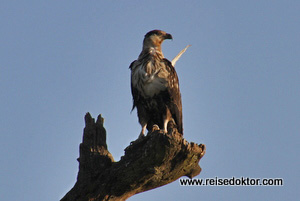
130,30 -> 183,138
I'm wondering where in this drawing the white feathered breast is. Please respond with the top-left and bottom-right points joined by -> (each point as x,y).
132,61 -> 168,98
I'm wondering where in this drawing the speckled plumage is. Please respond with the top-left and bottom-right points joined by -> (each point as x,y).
130,30 -> 183,137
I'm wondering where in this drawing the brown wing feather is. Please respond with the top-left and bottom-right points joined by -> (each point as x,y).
129,60 -> 139,112
163,59 -> 183,134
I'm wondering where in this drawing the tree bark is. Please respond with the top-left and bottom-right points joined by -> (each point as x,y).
61,113 -> 205,201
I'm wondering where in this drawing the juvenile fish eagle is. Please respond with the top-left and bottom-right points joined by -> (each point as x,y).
130,30 -> 183,138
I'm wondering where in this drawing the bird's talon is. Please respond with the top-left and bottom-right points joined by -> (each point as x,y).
152,124 -> 160,132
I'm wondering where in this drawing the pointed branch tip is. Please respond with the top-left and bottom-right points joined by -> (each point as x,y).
171,44 -> 191,67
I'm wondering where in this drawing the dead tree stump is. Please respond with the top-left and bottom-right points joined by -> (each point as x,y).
61,113 -> 205,201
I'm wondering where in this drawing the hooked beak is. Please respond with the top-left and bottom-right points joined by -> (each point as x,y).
164,33 -> 173,40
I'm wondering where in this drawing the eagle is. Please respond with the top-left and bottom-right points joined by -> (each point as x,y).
130,30 -> 183,138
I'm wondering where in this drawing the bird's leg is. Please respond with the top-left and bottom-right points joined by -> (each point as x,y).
163,109 -> 172,134
139,124 -> 147,139
163,119 -> 168,134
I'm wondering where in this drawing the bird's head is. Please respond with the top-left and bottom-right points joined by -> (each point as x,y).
143,30 -> 172,50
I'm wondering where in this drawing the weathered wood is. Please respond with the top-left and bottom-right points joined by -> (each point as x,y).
61,113 -> 205,201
